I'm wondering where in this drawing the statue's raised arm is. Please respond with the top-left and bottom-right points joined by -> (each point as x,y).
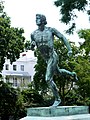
52,28 -> 72,56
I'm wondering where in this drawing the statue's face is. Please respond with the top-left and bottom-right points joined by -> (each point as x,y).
36,15 -> 42,26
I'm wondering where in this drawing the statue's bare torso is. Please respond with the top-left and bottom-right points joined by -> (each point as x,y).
32,27 -> 55,60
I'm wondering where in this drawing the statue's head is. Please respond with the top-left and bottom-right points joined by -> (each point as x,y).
36,14 -> 47,26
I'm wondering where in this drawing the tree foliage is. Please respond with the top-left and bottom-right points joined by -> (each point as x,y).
0,81 -> 26,120
78,29 -> 90,55
54,0 -> 89,34
0,1 -> 25,72
0,81 -> 17,120
0,81 -> 17,117
73,29 -> 90,105
24,40 -> 31,51
21,85 -> 45,107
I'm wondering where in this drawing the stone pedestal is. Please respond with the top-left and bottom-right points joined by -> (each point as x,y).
20,106 -> 90,120
27,106 -> 89,117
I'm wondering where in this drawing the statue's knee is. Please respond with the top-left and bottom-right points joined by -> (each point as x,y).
45,74 -> 53,87
45,78 -> 50,84
45,75 -> 49,81
45,77 -> 51,85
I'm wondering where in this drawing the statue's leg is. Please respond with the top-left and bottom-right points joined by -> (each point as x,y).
46,79 -> 61,107
45,56 -> 61,107
57,66 -> 78,81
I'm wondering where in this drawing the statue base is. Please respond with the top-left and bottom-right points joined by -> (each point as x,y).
27,106 -> 88,117
20,106 -> 90,120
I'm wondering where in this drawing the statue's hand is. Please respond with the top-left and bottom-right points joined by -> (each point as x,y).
68,50 -> 72,56
30,45 -> 35,51
30,41 -> 36,51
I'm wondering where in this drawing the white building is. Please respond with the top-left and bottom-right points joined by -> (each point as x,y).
1,50 -> 37,89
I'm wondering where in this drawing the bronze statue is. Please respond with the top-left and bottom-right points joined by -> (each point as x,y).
30,14 -> 78,107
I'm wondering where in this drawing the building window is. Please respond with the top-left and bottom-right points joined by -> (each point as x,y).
21,78 -> 25,87
5,64 -> 9,70
21,65 -> 24,71
13,77 -> 17,87
13,65 -> 17,71
30,76 -> 31,82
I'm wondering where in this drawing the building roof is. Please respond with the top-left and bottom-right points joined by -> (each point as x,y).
17,50 -> 37,62
5,71 -> 30,77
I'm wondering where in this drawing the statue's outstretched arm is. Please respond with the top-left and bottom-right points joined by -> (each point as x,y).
52,28 -> 72,56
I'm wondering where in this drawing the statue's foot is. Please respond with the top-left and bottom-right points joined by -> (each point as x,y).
51,99 -> 61,107
72,72 -> 78,81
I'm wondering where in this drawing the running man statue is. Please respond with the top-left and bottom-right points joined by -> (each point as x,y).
30,14 -> 78,107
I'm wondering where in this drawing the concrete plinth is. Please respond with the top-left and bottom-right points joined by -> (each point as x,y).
27,106 -> 89,117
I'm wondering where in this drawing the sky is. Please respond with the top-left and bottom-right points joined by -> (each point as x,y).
3,0 -> 90,45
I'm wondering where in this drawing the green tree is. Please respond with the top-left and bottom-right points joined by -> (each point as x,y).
0,81 -> 18,120
24,40 -> 31,51
0,81 -> 26,120
54,0 -> 89,34
0,1 -> 25,72
21,83 -> 45,107
73,55 -> 90,105
78,29 -> 90,55
73,29 -> 90,105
